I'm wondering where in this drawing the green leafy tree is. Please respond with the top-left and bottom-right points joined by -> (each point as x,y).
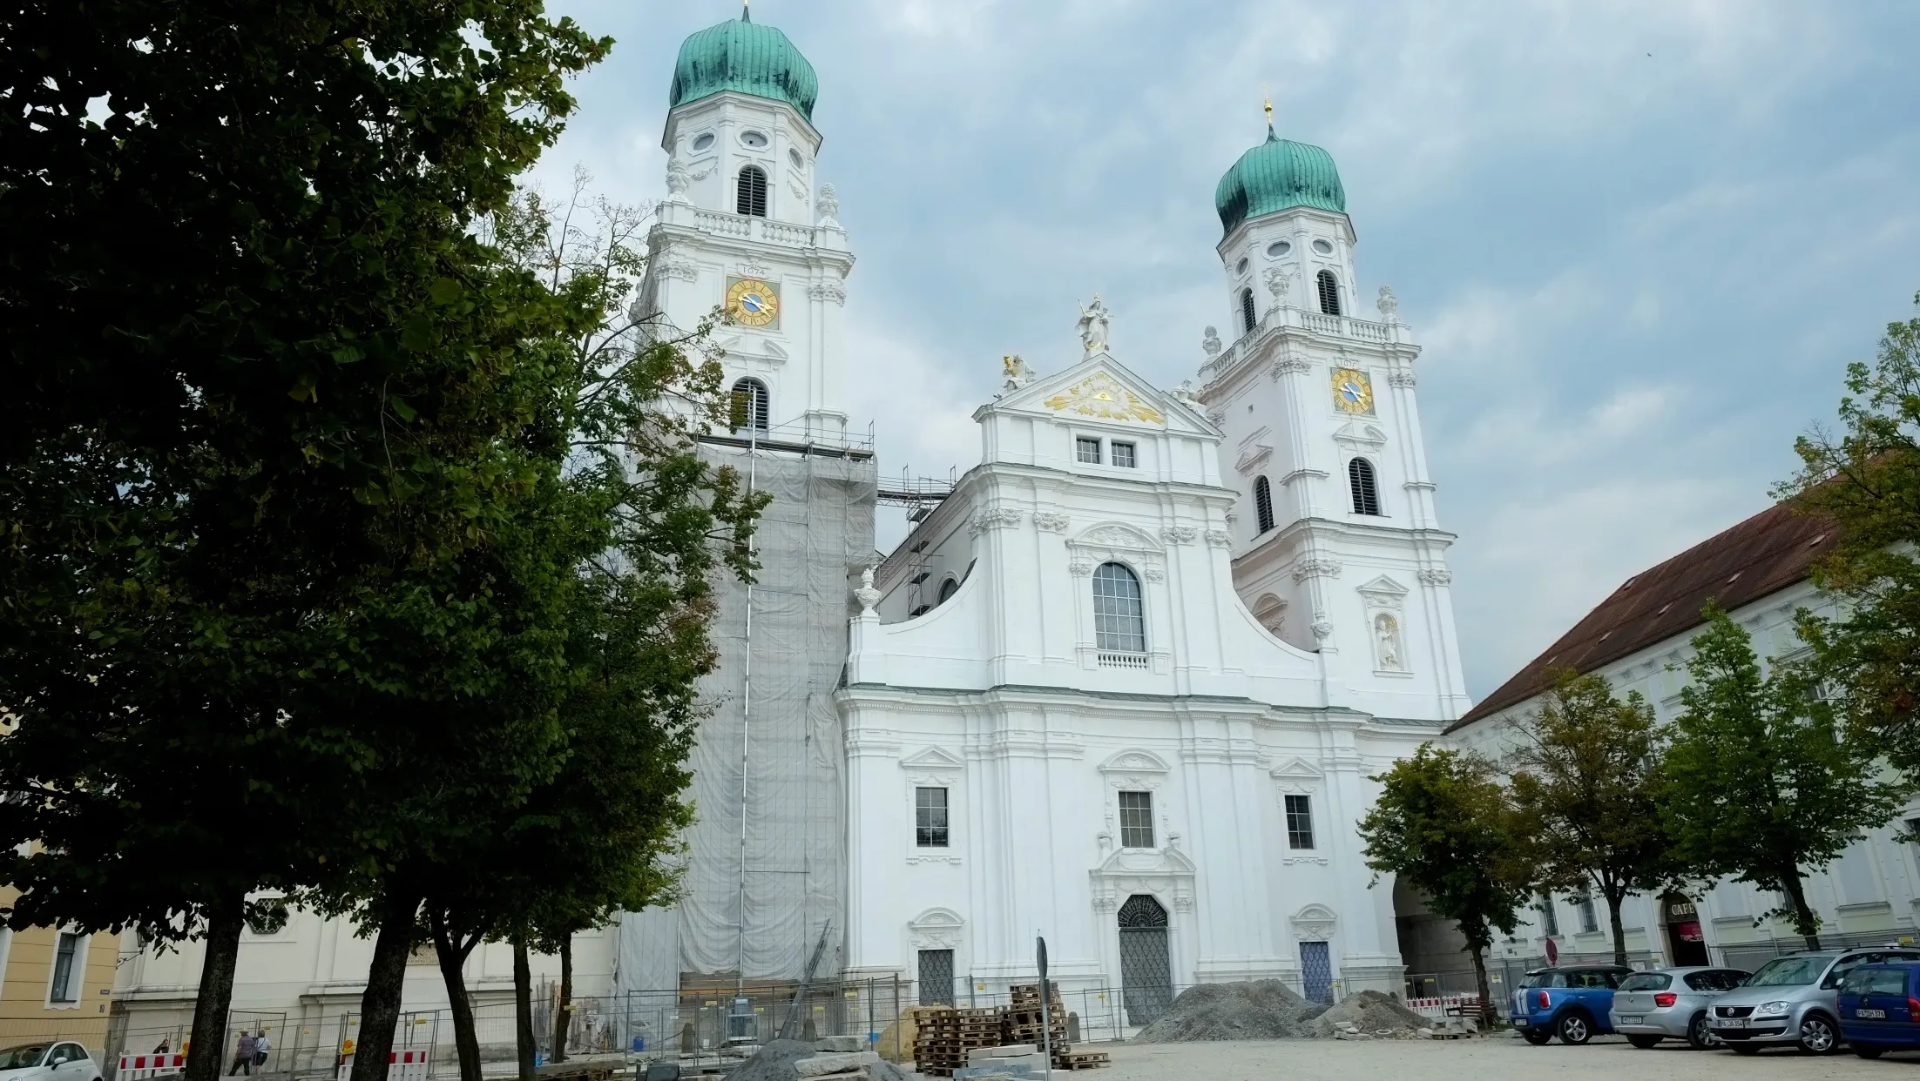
1663,607 -> 1905,948
1359,745 -> 1533,1027
0,6 -> 616,1081
1782,293 -> 1920,780
1505,670 -> 1671,967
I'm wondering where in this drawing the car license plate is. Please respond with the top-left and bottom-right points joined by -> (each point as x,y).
1619,1015 -> 1644,1025
1513,1019 -> 1527,1028
1716,1018 -> 1746,1029
1859,1008 -> 1887,1019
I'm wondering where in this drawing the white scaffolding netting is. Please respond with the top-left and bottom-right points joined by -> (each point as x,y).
618,445 -> 876,990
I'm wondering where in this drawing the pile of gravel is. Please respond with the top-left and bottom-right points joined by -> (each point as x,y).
1130,980 -> 1330,1042
1303,990 -> 1431,1039
722,1040 -> 913,1081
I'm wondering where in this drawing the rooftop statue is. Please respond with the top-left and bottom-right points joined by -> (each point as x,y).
1077,296 -> 1111,357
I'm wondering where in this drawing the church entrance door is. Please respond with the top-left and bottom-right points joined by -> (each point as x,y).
1118,894 -> 1172,1026
1299,941 -> 1333,1004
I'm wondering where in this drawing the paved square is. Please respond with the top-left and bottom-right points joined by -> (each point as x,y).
1096,1034 -> 1901,1081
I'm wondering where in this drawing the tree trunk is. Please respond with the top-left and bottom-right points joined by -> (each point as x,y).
429,910 -> 483,1081
551,937 -> 573,1063
513,937 -> 537,1081
1782,868 -> 1822,950
185,896 -> 246,1081
350,892 -> 421,1081
1604,888 -> 1628,968
1469,945 -> 1496,1030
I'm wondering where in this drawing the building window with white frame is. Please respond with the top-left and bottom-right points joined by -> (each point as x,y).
47,930 -> 82,1004
915,787 -> 949,848
1574,893 -> 1598,934
1118,790 -> 1155,848
1284,794 -> 1315,850
1092,562 -> 1146,655
1111,441 -> 1136,468
1076,437 -> 1102,464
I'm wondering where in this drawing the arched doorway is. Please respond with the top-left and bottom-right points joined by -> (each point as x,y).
1662,893 -> 1708,966
1118,894 -> 1172,1026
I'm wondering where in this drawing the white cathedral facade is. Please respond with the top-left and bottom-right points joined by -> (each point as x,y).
107,11 -> 1473,1048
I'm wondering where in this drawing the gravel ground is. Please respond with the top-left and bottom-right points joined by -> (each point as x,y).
1089,1033 -> 1914,1081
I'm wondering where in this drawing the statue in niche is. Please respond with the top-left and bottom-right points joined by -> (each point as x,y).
1374,612 -> 1403,671
1077,295 -> 1112,356
1377,285 -> 1399,321
1201,326 -> 1222,357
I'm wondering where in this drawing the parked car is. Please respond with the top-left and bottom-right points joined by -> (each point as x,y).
1510,965 -> 1635,1045
1610,966 -> 1752,1049
1710,946 -> 1920,1054
1838,962 -> 1920,1058
0,1042 -> 102,1081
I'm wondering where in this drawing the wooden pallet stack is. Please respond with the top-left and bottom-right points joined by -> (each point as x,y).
912,1006 -> 1002,1077
999,986 -> 1109,1071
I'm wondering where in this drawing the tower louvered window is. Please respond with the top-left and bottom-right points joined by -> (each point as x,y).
1348,457 -> 1382,516
1316,270 -> 1341,316
736,165 -> 769,217
1253,476 -> 1275,534
730,377 -> 769,433
1240,288 -> 1258,335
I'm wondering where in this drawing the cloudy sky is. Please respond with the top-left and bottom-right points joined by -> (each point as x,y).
533,0 -> 1920,700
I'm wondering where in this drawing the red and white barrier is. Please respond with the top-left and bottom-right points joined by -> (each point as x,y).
334,1050 -> 429,1081
1406,993 -> 1480,1020
117,1054 -> 186,1081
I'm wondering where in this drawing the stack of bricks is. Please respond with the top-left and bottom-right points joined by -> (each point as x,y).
913,1006 -> 1002,1077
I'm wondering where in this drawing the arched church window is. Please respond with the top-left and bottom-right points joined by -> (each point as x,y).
1316,270 -> 1341,316
736,166 -> 768,217
1240,288 -> 1258,336
1348,457 -> 1382,516
730,377 -> 770,434
1253,476 -> 1275,535
1091,562 -> 1146,654
937,577 -> 959,604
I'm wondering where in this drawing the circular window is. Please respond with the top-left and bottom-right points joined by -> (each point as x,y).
1266,240 -> 1291,258
788,148 -> 804,169
741,130 -> 769,149
1236,257 -> 1250,275
1312,238 -> 1334,255
691,132 -> 715,152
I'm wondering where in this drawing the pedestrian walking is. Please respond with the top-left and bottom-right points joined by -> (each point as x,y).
253,1031 -> 270,1069
229,1032 -> 256,1076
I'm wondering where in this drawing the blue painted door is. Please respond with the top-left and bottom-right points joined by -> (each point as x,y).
1301,941 -> 1334,1004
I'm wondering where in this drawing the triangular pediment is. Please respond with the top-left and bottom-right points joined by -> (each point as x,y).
899,746 -> 964,772
1269,757 -> 1323,781
985,353 -> 1212,434
1356,574 -> 1409,599
1092,842 -> 1196,875
1332,420 -> 1388,450
1071,522 -> 1163,554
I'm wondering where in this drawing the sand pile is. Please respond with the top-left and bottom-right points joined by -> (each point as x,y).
723,1040 -> 914,1081
1304,990 -> 1432,1039
1130,980 -> 1330,1041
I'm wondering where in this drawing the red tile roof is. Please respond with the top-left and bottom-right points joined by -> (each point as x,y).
1448,501 -> 1841,731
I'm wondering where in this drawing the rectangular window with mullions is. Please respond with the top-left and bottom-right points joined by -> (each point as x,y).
48,931 -> 80,1003
1284,794 -> 1315,850
1118,790 -> 1154,848
1111,441 -> 1137,468
915,786 -> 949,848
1076,437 -> 1102,464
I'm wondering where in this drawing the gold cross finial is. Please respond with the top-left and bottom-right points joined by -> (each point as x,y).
1262,82 -> 1274,131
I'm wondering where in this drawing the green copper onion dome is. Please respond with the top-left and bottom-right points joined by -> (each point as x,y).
669,11 -> 819,122
1213,129 -> 1346,236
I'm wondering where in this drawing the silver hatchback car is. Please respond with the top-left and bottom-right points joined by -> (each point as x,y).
1710,947 -> 1920,1054
1610,967 -> 1751,1049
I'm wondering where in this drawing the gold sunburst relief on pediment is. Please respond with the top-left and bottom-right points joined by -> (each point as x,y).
1042,372 -> 1164,424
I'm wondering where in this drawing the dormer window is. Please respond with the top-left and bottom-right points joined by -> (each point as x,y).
1316,270 -> 1341,316
736,166 -> 768,217
1240,288 -> 1257,335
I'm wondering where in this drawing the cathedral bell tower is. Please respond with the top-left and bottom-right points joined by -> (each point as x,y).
638,8 -> 854,445
1194,110 -> 1470,723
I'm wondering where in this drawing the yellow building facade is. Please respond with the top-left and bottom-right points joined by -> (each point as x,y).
0,889 -> 119,1057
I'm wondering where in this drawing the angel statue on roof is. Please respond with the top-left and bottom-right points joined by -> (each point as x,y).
1077,296 -> 1111,357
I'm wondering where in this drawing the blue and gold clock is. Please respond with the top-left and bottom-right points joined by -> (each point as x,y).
725,277 -> 780,329
1331,368 -> 1375,415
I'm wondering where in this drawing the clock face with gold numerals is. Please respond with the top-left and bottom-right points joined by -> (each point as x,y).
1331,367 -> 1375,415
725,277 -> 780,328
